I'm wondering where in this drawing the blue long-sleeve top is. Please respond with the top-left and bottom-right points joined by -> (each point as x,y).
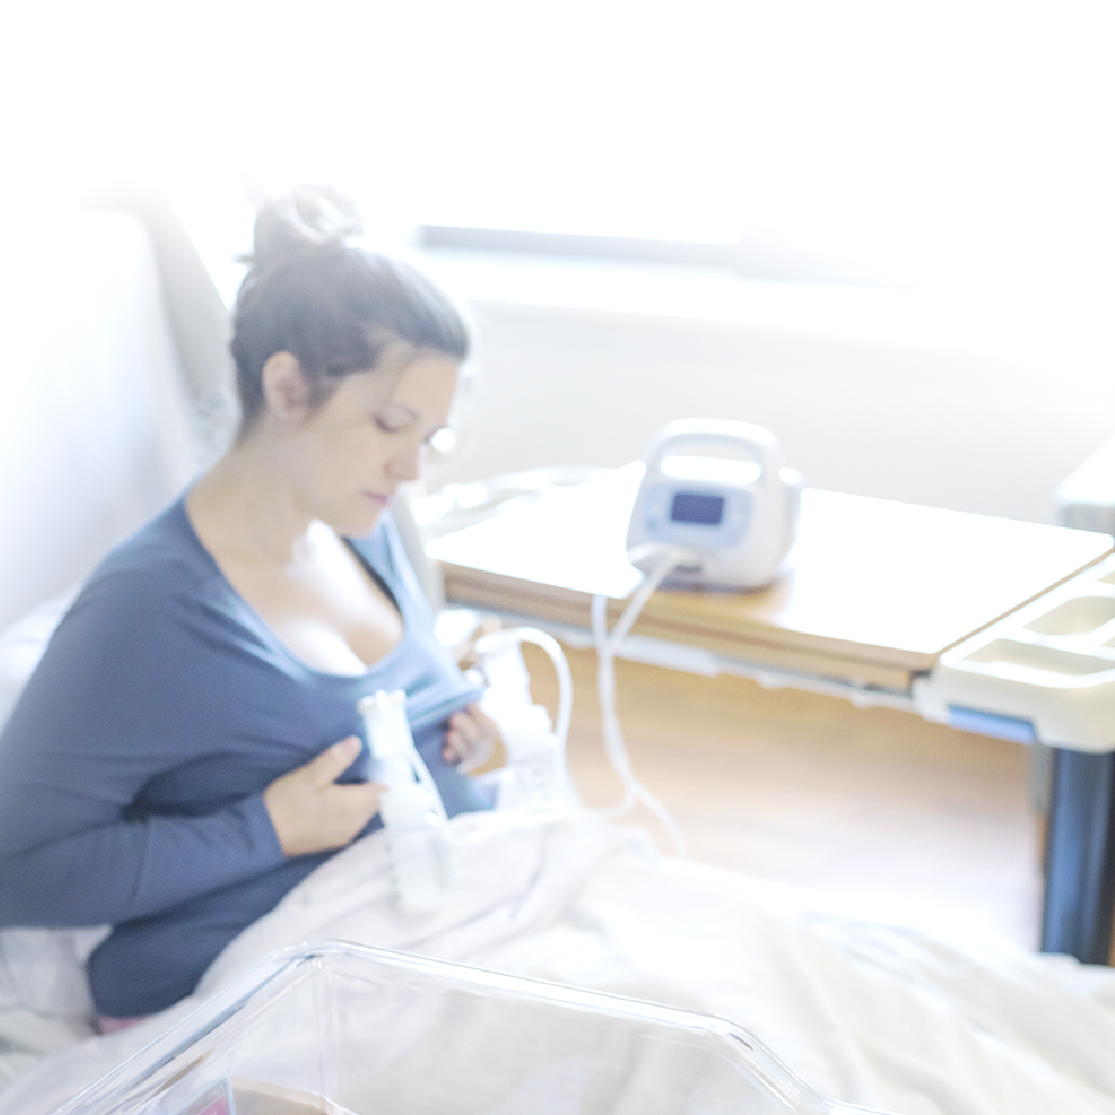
0,498 -> 486,1016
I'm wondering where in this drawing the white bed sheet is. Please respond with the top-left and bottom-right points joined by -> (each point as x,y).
1,810 -> 1113,1115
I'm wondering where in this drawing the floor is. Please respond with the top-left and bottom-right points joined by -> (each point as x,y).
521,643 -> 1044,949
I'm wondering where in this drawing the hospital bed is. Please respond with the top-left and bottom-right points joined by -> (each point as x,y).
2,193 -> 1115,1115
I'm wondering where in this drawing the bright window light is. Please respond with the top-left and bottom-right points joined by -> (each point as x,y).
3,0 -> 1112,292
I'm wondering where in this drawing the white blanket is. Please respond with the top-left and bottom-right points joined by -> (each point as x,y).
2,810 -> 1114,1115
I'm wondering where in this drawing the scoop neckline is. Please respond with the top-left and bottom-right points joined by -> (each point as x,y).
175,495 -> 410,681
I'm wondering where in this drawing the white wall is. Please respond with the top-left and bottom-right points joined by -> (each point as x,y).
421,259 -> 1114,526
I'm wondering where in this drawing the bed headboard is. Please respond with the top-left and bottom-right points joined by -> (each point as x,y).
0,188 -> 442,723
0,210 -> 202,629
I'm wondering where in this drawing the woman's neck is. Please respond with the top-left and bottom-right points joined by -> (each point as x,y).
186,441 -> 319,567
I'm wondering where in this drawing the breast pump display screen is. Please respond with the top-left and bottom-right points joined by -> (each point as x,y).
670,492 -> 725,526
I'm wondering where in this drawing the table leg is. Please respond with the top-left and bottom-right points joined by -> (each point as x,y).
1040,747 -> 1115,965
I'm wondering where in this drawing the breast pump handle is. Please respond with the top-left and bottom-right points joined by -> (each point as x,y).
643,418 -> 787,482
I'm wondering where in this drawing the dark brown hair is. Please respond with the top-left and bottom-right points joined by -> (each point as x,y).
230,185 -> 469,434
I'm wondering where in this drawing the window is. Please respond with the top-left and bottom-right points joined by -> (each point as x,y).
6,0 -> 1113,293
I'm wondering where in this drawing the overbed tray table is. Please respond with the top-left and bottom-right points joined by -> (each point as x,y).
426,465 -> 1115,963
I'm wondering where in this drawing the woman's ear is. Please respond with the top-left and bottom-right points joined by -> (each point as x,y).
260,352 -> 311,420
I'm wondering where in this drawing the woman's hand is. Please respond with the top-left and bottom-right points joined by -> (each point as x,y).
263,737 -> 383,857
443,703 -> 501,772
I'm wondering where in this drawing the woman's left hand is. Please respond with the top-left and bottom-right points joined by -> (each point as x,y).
443,703 -> 500,772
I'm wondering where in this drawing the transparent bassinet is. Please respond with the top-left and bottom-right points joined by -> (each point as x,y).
54,941 -> 885,1115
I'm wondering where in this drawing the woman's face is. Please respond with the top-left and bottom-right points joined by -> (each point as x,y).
279,350 -> 459,537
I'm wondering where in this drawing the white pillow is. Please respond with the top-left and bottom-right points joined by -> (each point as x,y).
0,926 -> 107,1019
0,585 -> 79,731
0,585 -> 109,1023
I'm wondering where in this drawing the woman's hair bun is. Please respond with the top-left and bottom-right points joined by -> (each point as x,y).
230,181 -> 469,435
248,184 -> 364,270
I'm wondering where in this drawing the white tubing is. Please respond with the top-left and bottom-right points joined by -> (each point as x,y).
591,546 -> 693,857
500,628 -> 573,750
474,625 -> 574,782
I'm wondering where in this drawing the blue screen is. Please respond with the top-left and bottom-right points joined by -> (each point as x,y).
670,491 -> 724,526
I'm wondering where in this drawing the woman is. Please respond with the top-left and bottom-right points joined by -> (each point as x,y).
0,186 -> 497,1025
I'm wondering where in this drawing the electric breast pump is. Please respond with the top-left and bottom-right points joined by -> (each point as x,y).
626,419 -> 803,591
